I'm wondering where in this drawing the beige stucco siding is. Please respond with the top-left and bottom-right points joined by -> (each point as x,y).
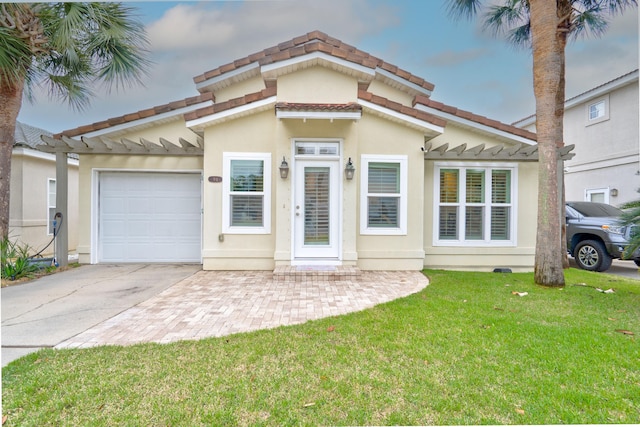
202,110 -> 277,270
355,113 -> 427,270
277,66 -> 357,104
9,149 -> 79,257
76,155 -> 203,264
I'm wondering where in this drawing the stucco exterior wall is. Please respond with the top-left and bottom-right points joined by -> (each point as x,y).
277,66 -> 357,104
564,80 -> 639,206
9,149 -> 79,257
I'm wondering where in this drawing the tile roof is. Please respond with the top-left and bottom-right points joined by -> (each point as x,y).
413,95 -> 537,141
275,102 -> 362,113
193,30 -> 435,93
359,90 -> 447,129
14,121 -> 52,148
57,92 -> 214,138
184,87 -> 277,122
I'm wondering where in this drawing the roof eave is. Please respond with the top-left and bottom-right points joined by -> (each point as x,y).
186,96 -> 277,131
415,104 -> 536,146
359,99 -> 444,138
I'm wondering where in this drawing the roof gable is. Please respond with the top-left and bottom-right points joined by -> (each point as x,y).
194,30 -> 435,99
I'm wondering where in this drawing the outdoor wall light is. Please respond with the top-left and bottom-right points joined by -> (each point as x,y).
610,188 -> 619,197
345,157 -> 355,180
279,156 -> 289,179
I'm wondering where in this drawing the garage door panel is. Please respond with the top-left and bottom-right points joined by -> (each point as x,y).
99,172 -> 202,263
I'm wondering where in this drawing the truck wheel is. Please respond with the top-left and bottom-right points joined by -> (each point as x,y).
574,240 -> 612,272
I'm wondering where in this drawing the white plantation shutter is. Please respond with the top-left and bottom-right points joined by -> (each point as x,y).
491,170 -> 511,240
304,167 -> 330,245
223,153 -> 271,233
436,165 -> 515,244
229,159 -> 264,227
368,162 -> 400,228
465,170 -> 484,203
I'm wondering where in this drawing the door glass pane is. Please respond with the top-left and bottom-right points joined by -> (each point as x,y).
589,192 -> 605,203
304,167 -> 330,245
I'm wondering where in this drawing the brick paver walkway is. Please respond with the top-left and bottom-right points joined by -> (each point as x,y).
56,269 -> 428,349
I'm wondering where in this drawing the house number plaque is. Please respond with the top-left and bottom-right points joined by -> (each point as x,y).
208,176 -> 223,183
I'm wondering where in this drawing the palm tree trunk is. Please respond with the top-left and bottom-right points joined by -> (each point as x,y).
530,0 -> 565,286
0,78 -> 24,239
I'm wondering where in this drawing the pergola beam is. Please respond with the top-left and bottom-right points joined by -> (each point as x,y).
424,142 -> 575,161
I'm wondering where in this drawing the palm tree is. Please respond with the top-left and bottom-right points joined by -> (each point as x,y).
447,0 -> 636,287
0,3 -> 150,239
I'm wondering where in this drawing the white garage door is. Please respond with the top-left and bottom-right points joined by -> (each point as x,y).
99,172 -> 202,263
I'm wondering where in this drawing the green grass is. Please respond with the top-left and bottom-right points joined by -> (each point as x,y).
3,268 -> 639,426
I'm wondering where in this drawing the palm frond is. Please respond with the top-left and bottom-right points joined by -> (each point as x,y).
0,27 -> 32,86
447,0 -> 484,20
483,0 -> 531,48
27,2 -> 151,109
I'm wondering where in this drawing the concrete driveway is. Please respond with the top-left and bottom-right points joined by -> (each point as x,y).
2,264 -> 200,367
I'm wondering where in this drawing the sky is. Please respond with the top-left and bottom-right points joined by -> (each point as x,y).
17,0 -> 639,133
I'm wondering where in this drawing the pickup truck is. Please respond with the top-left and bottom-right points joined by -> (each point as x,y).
566,201 -> 640,272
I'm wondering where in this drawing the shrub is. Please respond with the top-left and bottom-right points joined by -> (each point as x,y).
1,237 -> 39,281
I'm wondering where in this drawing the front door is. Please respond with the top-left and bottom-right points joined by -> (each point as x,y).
293,148 -> 341,261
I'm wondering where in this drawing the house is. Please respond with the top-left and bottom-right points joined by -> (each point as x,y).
514,69 -> 639,207
10,122 -> 79,258
38,31 -> 573,271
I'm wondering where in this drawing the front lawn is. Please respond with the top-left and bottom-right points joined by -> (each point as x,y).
3,268 -> 639,426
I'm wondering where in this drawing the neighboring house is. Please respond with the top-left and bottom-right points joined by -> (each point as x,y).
38,31 -> 572,271
514,69 -> 639,207
10,122 -> 79,257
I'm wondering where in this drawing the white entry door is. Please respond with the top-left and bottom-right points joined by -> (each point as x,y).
294,159 -> 340,260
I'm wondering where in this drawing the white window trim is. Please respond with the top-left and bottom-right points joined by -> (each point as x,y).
360,154 -> 408,235
586,95 -> 609,125
222,152 -> 272,234
433,162 -> 518,247
585,187 -> 610,204
47,178 -> 56,235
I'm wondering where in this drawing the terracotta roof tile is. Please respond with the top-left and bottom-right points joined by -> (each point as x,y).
275,102 -> 362,113
413,95 -> 537,141
358,89 -> 447,129
57,93 -> 214,138
184,87 -> 277,122
193,31 -> 436,93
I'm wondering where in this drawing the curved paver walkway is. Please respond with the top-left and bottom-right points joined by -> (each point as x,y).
56,270 -> 428,349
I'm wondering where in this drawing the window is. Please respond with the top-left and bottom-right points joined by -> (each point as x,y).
48,179 -> 56,235
585,188 -> 609,204
434,164 -> 516,246
589,100 -> 605,120
587,96 -> 609,124
360,155 -> 407,235
222,153 -> 271,234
